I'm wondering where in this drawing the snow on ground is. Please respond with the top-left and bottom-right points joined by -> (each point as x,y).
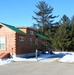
59,53 -> 74,63
0,58 -> 14,65
0,53 -> 56,65
13,53 -> 56,62
0,52 -> 74,65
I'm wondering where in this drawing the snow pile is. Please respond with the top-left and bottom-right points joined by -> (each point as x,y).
59,53 -> 74,63
0,58 -> 14,65
54,52 -> 74,63
13,53 -> 74,63
0,52 -> 74,65
0,54 -> 56,65
13,57 -> 37,61
13,54 -> 56,61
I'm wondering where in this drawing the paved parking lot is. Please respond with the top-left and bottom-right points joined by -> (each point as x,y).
0,60 -> 74,75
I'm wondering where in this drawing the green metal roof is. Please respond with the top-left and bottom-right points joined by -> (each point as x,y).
36,33 -> 47,39
0,22 -> 25,34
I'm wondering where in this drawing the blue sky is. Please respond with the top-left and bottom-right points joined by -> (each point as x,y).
0,0 -> 74,27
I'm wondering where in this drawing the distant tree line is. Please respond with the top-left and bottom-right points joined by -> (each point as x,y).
32,1 -> 74,51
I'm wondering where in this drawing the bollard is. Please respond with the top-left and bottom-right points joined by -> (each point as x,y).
36,49 -> 38,61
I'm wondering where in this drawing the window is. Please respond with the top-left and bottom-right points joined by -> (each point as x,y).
30,30 -> 34,35
19,36 -> 25,41
30,38 -> 32,44
0,36 -> 6,50
35,39 -> 38,45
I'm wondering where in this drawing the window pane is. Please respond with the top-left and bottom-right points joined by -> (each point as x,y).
35,39 -> 38,45
30,30 -> 34,35
0,44 -> 5,50
0,37 -> 5,43
30,38 -> 32,44
0,36 -> 6,50
19,36 -> 25,41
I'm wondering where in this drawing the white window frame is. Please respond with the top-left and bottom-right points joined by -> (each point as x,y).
19,36 -> 25,41
30,38 -> 32,44
30,30 -> 34,35
0,36 -> 6,50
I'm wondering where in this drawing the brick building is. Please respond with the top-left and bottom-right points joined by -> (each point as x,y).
0,23 -> 46,58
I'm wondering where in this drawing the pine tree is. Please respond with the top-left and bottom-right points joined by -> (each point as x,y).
52,23 -> 72,51
52,15 -> 74,51
60,14 -> 70,24
71,15 -> 74,24
32,1 -> 57,35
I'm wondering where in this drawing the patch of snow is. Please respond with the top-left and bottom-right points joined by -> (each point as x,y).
0,52 -> 74,65
13,57 -> 37,61
59,54 -> 74,63
53,52 -> 74,63
13,54 -> 56,61
0,53 -> 56,65
0,58 -> 14,65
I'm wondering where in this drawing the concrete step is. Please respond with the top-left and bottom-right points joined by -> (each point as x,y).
0,53 -> 10,59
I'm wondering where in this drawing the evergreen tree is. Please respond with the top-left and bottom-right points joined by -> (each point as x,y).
60,14 -> 70,24
71,15 -> 74,24
52,23 -> 72,51
32,1 -> 57,35
52,15 -> 74,51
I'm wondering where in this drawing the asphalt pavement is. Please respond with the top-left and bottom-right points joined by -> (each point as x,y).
0,60 -> 74,75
